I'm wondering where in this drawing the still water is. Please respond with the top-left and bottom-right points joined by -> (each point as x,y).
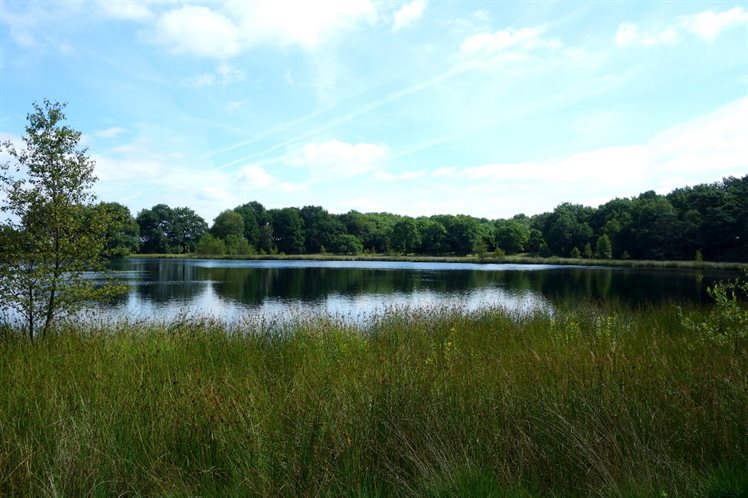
93,258 -> 737,324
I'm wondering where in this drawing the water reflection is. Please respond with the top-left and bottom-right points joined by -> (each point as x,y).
83,258 -> 741,325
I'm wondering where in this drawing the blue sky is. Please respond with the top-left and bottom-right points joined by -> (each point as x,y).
1,1 -> 747,223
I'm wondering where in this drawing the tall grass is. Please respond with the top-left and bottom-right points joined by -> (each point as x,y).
1,304 -> 746,497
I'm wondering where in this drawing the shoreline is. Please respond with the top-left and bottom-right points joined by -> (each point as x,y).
126,253 -> 748,271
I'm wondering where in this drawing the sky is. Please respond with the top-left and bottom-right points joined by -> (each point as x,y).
1,0 -> 747,224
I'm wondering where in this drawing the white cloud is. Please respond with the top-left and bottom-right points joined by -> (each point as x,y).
392,0 -> 427,32
150,0 -> 377,59
237,165 -> 277,189
92,154 -> 164,182
650,96 -> 748,175
444,9 -> 491,35
616,6 -> 748,48
236,164 -> 305,192
152,6 -> 243,59
226,100 -> 247,111
679,6 -> 748,43
614,23 -> 679,47
373,169 -> 426,181
97,1 -> 153,22
460,26 -> 561,55
187,63 -> 246,87
94,127 -> 126,139
287,140 -> 389,178
431,97 -> 748,208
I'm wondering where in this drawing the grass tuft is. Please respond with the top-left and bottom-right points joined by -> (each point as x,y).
1,305 -> 746,496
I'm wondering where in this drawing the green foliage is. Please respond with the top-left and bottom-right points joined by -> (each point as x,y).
136,204 -> 207,254
93,202 -> 139,258
417,218 -> 448,254
330,233 -> 363,255
539,241 -> 552,258
195,234 -> 226,255
224,234 -> 251,255
128,174 -> 748,262
0,100 -> 124,338
570,246 -> 581,259
438,214 -> 480,255
211,209 -> 244,240
300,205 -> 344,253
583,242 -> 593,259
270,207 -> 305,254
1,305 -> 746,496
494,220 -> 530,254
596,234 -> 613,259
391,218 -> 420,254
682,270 -> 748,353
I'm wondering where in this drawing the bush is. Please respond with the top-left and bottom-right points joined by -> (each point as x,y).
225,234 -> 252,255
195,234 -> 226,255
330,234 -> 363,255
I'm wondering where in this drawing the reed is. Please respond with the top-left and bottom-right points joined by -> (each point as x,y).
1,304 -> 746,497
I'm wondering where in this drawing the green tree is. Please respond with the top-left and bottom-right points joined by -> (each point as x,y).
391,218 -> 420,254
136,204 -> 206,254
0,100 -> 121,338
172,207 -> 207,253
417,218 -> 448,254
93,202 -> 139,258
438,215 -> 480,255
136,204 -> 174,253
270,208 -> 305,254
300,205 -> 344,253
494,220 -> 530,254
330,234 -> 363,255
225,234 -> 251,255
233,203 -> 261,247
583,243 -> 593,259
211,210 -> 244,240
195,234 -> 226,255
596,234 -> 613,259
570,246 -> 581,258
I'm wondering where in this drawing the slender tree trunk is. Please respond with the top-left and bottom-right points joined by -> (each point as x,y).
43,287 -> 56,337
43,222 -> 62,337
28,285 -> 34,341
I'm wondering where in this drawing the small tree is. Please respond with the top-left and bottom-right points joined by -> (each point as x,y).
596,234 -> 613,259
1,100 -> 121,338
195,234 -> 226,255
570,246 -> 581,259
583,242 -> 594,259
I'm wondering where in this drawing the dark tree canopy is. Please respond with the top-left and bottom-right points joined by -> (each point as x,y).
136,204 -> 207,254
129,175 -> 747,263
270,207 -> 305,254
211,210 -> 245,241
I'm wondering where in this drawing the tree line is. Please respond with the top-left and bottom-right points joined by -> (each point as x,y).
100,175 -> 747,262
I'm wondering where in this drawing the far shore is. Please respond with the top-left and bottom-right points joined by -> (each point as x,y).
126,253 -> 748,271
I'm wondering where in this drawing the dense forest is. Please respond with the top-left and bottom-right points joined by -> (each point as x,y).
102,175 -> 747,262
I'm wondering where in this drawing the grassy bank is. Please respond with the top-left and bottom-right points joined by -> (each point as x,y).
1,305 -> 746,497
129,252 -> 748,271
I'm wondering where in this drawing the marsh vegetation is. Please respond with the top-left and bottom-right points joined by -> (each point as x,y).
1,301 -> 747,497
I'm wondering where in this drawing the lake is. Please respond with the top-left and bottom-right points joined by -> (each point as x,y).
87,258 -> 739,324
